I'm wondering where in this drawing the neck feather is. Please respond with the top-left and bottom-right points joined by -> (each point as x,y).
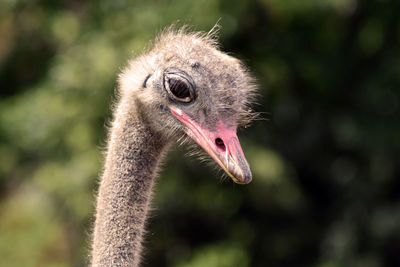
91,102 -> 167,266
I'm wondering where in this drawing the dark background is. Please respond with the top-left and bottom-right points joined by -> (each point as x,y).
0,0 -> 399,266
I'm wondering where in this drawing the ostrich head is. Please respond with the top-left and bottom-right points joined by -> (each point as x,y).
118,28 -> 257,184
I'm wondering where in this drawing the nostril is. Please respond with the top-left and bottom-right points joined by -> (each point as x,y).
215,138 -> 226,152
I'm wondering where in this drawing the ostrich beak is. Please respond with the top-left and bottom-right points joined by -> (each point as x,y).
169,106 -> 252,184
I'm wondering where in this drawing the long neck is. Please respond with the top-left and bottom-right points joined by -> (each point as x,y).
92,102 -> 167,266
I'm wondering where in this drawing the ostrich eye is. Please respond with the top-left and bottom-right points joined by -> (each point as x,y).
163,68 -> 196,103
168,78 -> 191,99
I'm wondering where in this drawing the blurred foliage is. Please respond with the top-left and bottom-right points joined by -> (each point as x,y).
0,0 -> 399,266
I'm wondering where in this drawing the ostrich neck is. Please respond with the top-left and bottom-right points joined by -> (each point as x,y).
92,104 -> 167,267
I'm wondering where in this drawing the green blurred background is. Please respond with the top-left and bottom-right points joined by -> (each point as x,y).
1,0 -> 399,266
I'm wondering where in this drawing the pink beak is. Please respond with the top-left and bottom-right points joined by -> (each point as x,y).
169,105 -> 252,184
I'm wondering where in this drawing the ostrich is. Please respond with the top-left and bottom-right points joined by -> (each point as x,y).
91,27 -> 257,266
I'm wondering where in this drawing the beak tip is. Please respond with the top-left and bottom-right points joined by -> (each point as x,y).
231,171 -> 252,185
244,174 -> 252,184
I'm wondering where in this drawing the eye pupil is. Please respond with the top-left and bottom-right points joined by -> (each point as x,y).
168,79 -> 190,99
163,68 -> 196,103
